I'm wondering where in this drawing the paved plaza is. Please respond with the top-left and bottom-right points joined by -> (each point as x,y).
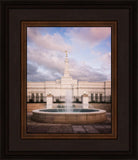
27,112 -> 111,134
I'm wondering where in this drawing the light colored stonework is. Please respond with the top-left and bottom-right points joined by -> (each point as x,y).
82,93 -> 89,108
46,94 -> 53,109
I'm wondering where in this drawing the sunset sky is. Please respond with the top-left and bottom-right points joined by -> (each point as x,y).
27,27 -> 111,82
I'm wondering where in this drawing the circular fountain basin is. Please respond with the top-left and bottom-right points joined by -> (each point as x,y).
32,108 -> 107,124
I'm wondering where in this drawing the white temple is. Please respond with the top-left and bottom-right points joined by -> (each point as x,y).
27,51 -> 111,103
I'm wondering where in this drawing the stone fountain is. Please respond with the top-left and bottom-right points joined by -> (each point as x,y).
31,50 -> 107,124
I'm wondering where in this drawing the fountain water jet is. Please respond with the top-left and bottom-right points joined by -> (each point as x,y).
65,89 -> 73,112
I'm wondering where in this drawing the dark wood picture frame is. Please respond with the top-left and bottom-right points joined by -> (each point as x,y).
0,0 -> 137,159
21,21 -> 117,139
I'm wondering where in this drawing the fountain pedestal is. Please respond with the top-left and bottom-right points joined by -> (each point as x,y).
46,94 -> 53,109
82,93 -> 89,108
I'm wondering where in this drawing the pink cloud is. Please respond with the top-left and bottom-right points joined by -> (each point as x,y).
27,46 -> 65,74
65,27 -> 111,47
27,27 -> 71,52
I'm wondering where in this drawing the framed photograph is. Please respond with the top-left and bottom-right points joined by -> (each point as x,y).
21,21 -> 117,139
1,0 -> 137,159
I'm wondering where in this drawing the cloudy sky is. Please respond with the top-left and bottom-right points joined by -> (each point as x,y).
27,27 -> 111,82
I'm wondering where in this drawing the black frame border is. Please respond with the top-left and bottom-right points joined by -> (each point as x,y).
0,0 -> 137,159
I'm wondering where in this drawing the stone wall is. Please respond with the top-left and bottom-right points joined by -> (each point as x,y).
27,103 -> 46,113
91,103 -> 111,112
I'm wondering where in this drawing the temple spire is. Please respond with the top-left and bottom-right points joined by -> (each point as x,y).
65,50 -> 68,57
64,50 -> 70,77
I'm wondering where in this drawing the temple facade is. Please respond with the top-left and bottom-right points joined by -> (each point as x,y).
27,51 -> 111,103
